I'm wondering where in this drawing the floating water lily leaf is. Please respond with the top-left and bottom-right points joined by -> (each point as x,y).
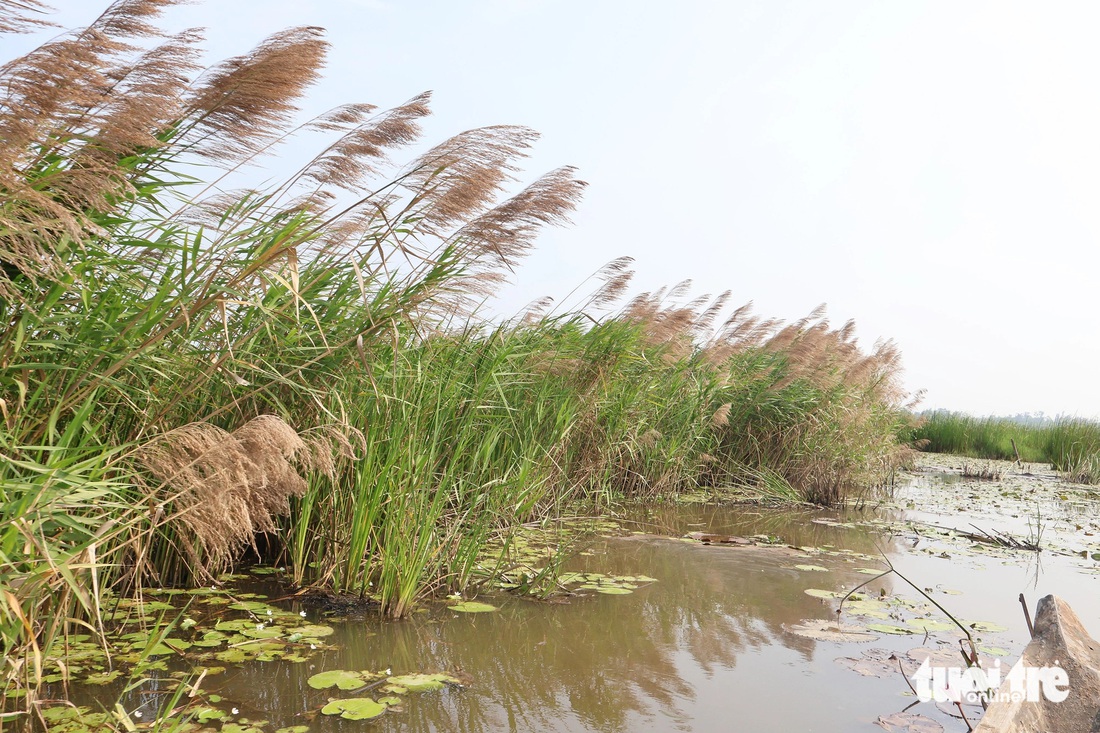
378,696 -> 402,706
786,620 -> 878,642
118,599 -> 175,611
386,673 -> 458,691
876,712 -> 943,732
596,587 -> 632,595
191,637 -> 226,648
84,669 -> 122,685
194,707 -> 230,723
321,697 -> 386,720
308,669 -> 368,690
794,564 -> 830,572
855,567 -> 887,575
137,637 -> 191,656
216,619 -> 261,633
214,648 -> 250,664
187,587 -> 227,596
41,706 -> 112,727
241,626 -> 284,639
978,645 -> 1010,656
222,723 -> 267,733
866,623 -> 915,635
294,624 -> 334,637
804,588 -> 843,599
842,600 -> 890,619
448,602 -> 497,613
835,648 -> 900,678
228,601 -> 275,613
906,618 -> 956,632
274,727 -> 309,733
968,621 -> 1008,633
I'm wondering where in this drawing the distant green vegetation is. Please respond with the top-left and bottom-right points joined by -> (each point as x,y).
910,412 -> 1100,484
0,1 -> 914,710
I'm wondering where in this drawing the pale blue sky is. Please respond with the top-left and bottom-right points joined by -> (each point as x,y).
15,1 -> 1100,418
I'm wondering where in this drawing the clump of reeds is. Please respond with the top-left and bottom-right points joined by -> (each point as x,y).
0,3 -> 917,703
910,412 -> 1100,484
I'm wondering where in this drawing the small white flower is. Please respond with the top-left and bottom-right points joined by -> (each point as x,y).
266,609 -> 272,616
299,611 -> 307,617
310,644 -> 316,650
385,668 -> 392,675
256,623 -> 264,630
133,711 -> 143,719
231,707 -> 239,715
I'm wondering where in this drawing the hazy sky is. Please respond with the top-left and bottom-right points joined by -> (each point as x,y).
15,1 -> 1100,418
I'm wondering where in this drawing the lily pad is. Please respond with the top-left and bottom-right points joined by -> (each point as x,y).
793,564 -> 830,572
596,587 -> 633,595
968,621 -> 1008,633
293,624 -> 334,637
214,648 -> 250,664
876,712 -> 943,732
308,669 -> 368,690
83,669 -> 122,685
216,619 -> 261,633
865,623 -> 915,636
842,600 -> 890,619
321,697 -> 386,720
194,707 -> 231,723
448,601 -> 498,613
386,673 -> 459,692
804,588 -> 843,599
907,646 -> 966,667
241,626 -> 284,639
228,601 -> 276,613
835,648 -> 901,678
906,618 -> 956,632
786,619 -> 878,642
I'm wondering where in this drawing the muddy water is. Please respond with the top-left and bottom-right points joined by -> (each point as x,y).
113,460 -> 1100,732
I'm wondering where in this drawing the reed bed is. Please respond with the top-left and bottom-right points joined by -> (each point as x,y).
910,412 -> 1100,483
0,0 -> 915,712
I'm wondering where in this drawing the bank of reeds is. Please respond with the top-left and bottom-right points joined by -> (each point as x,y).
910,412 -> 1100,483
0,0 -> 915,709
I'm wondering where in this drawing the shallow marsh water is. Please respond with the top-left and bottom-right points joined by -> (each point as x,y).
54,457 -> 1100,732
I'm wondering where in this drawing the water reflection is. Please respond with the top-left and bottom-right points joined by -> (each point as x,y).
210,507 -> 911,733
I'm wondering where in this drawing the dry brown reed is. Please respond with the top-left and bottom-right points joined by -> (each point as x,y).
0,1 -> 54,35
135,415 -> 329,576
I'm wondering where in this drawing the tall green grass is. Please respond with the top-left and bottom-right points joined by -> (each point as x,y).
910,412 -> 1100,483
0,0 -> 916,710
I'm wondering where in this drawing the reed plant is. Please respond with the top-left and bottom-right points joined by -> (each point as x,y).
0,3 -> 917,715
910,412 -> 1100,484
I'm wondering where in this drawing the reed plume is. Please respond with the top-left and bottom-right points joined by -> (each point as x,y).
135,416 -> 330,576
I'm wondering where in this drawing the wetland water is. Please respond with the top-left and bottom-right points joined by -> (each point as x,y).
70,457 -> 1100,732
